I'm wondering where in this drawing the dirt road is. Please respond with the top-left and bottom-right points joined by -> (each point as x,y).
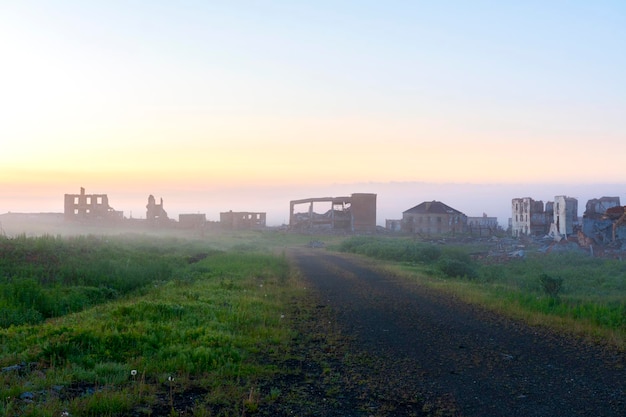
261,249 -> 625,417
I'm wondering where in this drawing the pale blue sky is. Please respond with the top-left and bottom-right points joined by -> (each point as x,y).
1,1 -> 625,224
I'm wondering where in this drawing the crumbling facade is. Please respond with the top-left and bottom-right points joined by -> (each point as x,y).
511,197 -> 552,237
146,195 -> 169,224
220,211 -> 266,230
550,196 -> 578,239
511,196 -> 580,239
581,197 -> 625,244
64,187 -> 123,222
289,193 -> 377,232
402,201 -> 467,235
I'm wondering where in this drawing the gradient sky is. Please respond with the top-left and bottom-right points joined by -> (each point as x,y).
1,1 -> 625,225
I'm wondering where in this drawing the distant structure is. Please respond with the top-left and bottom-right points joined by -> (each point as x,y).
581,197 -> 625,244
401,201 -> 467,235
511,197 -> 550,237
220,211 -> 266,230
64,187 -> 123,222
385,219 -> 402,232
146,195 -> 168,224
550,195 -> 578,239
467,213 -> 498,237
289,193 -> 377,232
511,195 -> 579,239
178,213 -> 207,229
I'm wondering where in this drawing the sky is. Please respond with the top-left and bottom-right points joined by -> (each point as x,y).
1,1 -> 625,226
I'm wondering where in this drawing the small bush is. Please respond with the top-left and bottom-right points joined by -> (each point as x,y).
539,273 -> 563,298
437,258 -> 478,279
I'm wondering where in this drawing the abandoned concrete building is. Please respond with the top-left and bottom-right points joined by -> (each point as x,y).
289,193 -> 377,232
581,197 -> 626,244
511,197 -> 548,237
402,201 -> 467,235
550,196 -> 579,239
220,211 -> 266,230
511,196 -> 578,238
146,195 -> 169,224
64,187 -> 123,222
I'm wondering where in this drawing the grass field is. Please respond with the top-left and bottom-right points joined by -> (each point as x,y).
1,231 -> 624,416
0,233 -> 307,416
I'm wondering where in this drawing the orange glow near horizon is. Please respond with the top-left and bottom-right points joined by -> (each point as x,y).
2,1 -> 625,221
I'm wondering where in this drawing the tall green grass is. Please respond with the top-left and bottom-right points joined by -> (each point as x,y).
0,235 -> 301,416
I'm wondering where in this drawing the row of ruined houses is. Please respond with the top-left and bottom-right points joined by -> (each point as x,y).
511,195 -> 626,245
62,188 -> 626,245
386,196 -> 626,247
63,187 -> 266,230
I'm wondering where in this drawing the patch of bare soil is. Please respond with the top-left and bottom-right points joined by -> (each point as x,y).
257,249 -> 625,417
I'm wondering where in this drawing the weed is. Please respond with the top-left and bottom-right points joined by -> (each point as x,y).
539,273 -> 563,299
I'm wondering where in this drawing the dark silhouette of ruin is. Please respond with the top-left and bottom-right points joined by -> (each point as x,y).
146,195 -> 169,224
220,211 -> 266,230
289,193 -> 377,232
63,187 -> 122,222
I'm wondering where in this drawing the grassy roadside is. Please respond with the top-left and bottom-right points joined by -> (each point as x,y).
336,236 -> 626,351
0,234 -> 307,417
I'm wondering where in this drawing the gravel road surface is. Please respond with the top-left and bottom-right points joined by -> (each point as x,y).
259,249 -> 625,417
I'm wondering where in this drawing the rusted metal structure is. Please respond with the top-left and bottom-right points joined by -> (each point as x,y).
63,187 -> 123,222
289,193 -> 377,232
220,211 -> 266,230
402,201 -> 467,235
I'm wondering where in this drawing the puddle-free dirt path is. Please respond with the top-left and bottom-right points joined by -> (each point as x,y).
274,249 -> 624,417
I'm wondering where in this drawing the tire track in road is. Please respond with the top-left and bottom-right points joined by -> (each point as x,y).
291,249 -> 625,417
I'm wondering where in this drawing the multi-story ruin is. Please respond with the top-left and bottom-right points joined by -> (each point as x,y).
289,193 -> 377,232
64,187 -> 123,222
550,196 -> 579,239
402,201 -> 467,235
511,197 -> 549,237
511,196 -> 579,239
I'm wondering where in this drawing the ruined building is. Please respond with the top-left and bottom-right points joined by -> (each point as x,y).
64,187 -> 123,222
581,197 -> 626,244
550,196 -> 579,239
511,197 -> 549,237
512,196 -> 579,239
289,193 -> 377,232
220,211 -> 266,230
401,201 -> 467,235
146,195 -> 168,224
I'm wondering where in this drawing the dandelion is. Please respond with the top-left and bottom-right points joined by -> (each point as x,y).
131,370 -> 137,376
280,314 -> 285,319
